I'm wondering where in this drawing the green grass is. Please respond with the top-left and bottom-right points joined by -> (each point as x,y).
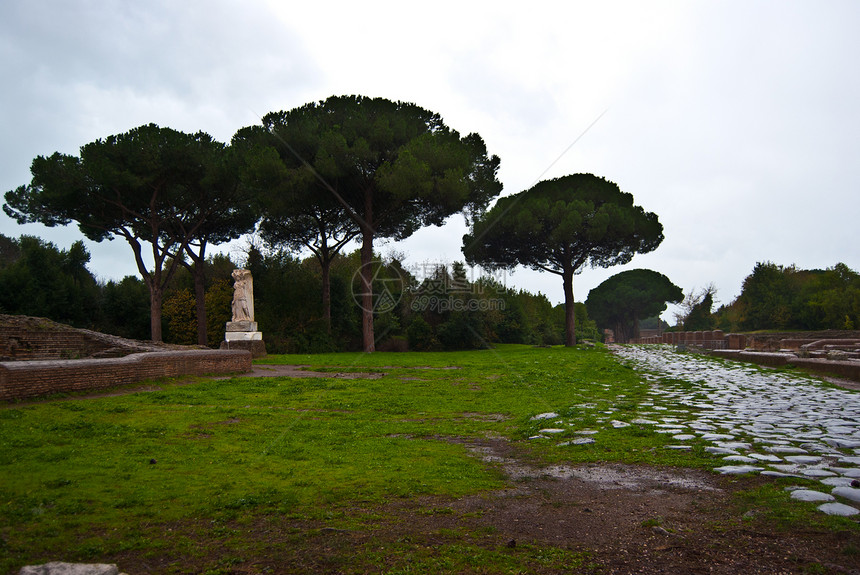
732,481 -> 860,532
0,343 -> 854,573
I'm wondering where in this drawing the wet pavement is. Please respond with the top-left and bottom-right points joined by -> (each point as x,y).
540,345 -> 860,516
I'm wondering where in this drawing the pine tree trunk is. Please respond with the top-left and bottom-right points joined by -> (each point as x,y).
321,259 -> 331,334
360,229 -> 375,352
150,284 -> 163,342
194,265 -> 208,346
563,270 -> 576,347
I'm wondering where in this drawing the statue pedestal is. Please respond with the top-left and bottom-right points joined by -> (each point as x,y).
221,321 -> 266,358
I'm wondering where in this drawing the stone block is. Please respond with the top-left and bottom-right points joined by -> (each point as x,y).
226,321 -> 258,332
738,351 -> 790,367
220,339 -> 267,358
19,562 -> 120,575
710,349 -> 741,360
225,331 -> 263,342
791,358 -> 860,381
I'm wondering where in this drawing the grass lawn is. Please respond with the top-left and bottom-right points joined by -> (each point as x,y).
1,344 -> 855,574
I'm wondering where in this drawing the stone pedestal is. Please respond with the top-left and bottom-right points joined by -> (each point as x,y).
220,321 -> 266,358
727,333 -> 747,350
220,339 -> 266,357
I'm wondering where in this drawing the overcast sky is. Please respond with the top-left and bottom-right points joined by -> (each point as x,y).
2,1 -> 858,322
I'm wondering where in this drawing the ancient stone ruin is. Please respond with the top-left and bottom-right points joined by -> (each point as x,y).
0,314 -> 251,401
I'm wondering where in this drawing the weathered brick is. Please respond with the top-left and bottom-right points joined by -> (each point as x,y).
0,350 -> 251,401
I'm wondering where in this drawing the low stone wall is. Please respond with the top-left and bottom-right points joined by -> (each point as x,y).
710,350 -> 790,367
741,331 -> 860,352
710,349 -> 860,382
633,330 -> 733,349
0,349 -> 252,402
791,358 -> 860,381
633,329 -> 860,351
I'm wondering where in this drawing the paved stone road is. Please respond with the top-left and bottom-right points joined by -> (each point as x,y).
536,345 -> 860,516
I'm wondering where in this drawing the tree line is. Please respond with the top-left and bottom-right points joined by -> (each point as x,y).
710,262 -> 860,332
0,233 -> 603,352
581,261 -> 860,342
4,94 -> 666,350
621,261 -> 860,335
5,229 -> 853,351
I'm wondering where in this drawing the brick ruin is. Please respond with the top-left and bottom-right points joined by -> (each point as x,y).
0,315 -> 251,401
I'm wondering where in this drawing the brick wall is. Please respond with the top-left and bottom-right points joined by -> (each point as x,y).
0,349 -> 252,401
0,325 -> 118,360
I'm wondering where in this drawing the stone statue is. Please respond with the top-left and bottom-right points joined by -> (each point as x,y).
231,269 -> 254,322
223,269 -> 265,357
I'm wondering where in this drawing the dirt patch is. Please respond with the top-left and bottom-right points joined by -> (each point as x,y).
444,438 -> 860,574
459,412 -> 510,422
450,439 -> 722,548
106,437 -> 860,574
295,439 -> 859,574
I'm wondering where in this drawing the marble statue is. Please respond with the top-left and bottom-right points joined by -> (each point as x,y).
231,269 -> 254,322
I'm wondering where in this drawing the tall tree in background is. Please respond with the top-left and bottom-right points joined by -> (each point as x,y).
169,141 -> 257,345
253,96 -> 502,351
735,262 -> 792,330
463,174 -> 664,346
4,124 -> 252,342
0,235 -> 100,327
0,234 -> 20,267
683,287 -> 716,331
586,269 -> 683,343
235,125 -> 359,333
672,284 -> 717,328
100,276 -> 151,340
